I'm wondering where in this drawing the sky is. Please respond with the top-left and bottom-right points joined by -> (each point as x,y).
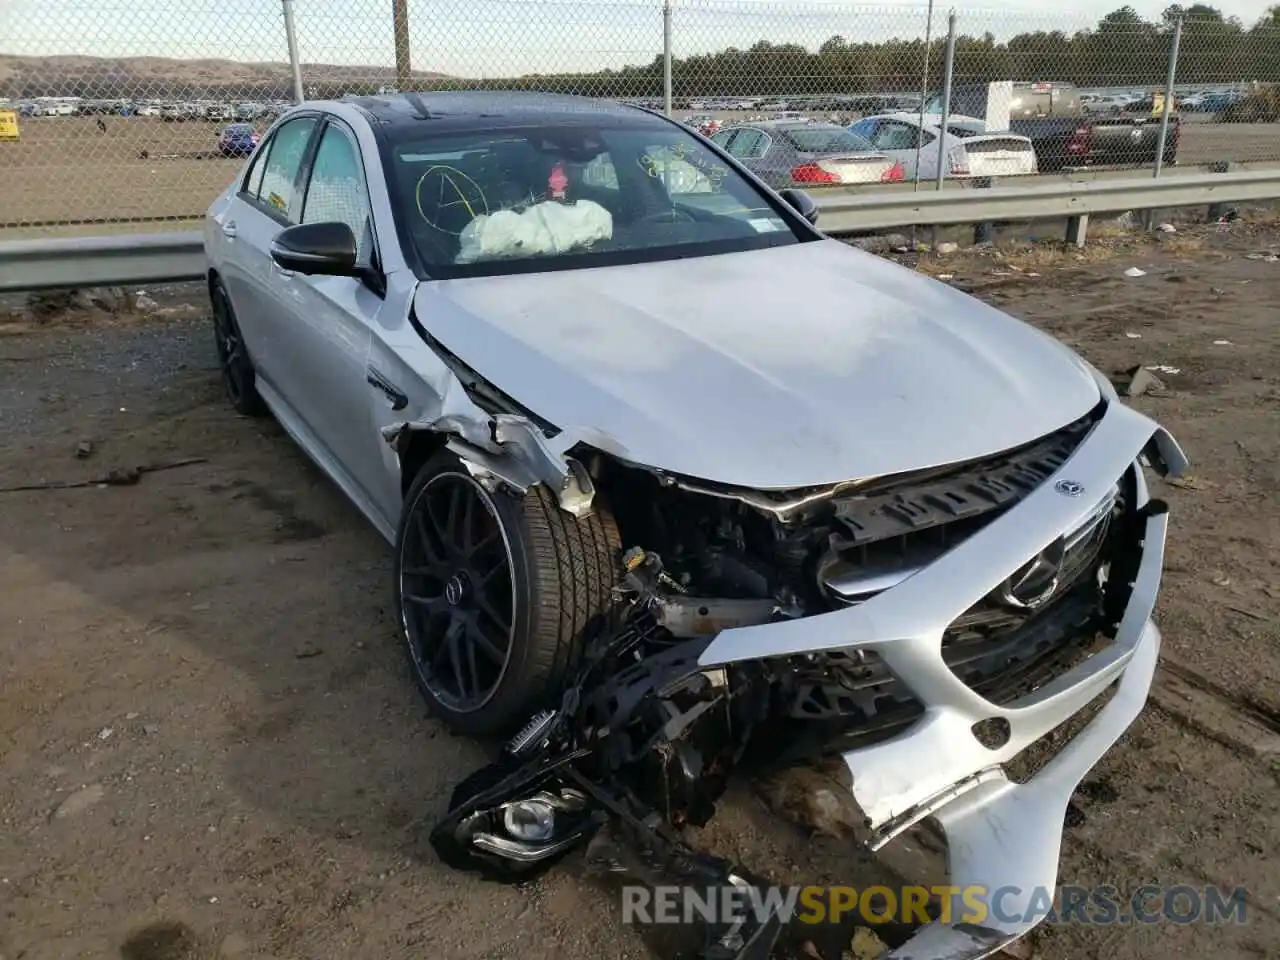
2,0 -> 1277,76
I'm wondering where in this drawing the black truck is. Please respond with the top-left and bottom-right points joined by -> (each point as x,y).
924,81 -> 1178,172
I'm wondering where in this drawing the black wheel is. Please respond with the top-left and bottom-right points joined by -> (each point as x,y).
210,278 -> 265,417
395,451 -> 621,737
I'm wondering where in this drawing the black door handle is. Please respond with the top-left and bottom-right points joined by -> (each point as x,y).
367,367 -> 408,411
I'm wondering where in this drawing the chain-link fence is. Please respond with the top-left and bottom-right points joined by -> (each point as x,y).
3,0 -> 1280,235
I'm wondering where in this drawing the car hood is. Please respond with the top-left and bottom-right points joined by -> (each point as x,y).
414,238 -> 1100,489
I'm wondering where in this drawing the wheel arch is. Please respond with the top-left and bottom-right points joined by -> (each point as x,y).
399,429 -> 451,498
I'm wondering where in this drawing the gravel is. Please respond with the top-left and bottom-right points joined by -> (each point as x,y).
0,284 -> 214,442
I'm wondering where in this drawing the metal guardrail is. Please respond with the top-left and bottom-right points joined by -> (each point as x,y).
0,231 -> 208,294
815,167 -> 1280,233
2,168 -> 1279,294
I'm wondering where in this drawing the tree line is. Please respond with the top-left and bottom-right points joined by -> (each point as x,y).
439,3 -> 1280,99
5,4 -> 1280,101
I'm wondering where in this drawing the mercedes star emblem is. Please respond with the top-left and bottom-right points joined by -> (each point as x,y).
1054,479 -> 1085,497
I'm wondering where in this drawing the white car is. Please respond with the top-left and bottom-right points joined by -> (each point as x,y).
203,91 -> 1184,960
1084,94 -> 1137,115
849,112 -> 1038,180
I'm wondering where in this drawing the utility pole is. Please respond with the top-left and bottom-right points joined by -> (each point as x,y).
281,0 -> 305,104
393,0 -> 412,90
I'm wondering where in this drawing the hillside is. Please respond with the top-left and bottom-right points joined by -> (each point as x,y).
0,53 -> 450,97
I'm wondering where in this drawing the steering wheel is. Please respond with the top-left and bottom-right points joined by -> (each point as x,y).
634,207 -> 697,225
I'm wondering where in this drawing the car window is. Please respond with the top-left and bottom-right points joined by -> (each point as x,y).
640,143 -> 721,194
243,135 -> 270,197
848,118 -> 878,140
578,152 -> 619,192
301,121 -> 374,262
389,120 -> 801,278
709,129 -> 734,148
727,128 -> 766,159
871,121 -> 924,151
782,125 -> 874,154
256,116 -> 318,221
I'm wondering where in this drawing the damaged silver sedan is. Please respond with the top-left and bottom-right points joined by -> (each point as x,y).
202,90 -> 1187,959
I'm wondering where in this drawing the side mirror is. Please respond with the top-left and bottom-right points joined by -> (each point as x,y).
270,221 -> 358,276
778,188 -> 819,226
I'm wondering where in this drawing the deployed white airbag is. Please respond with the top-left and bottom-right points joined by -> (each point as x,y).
455,199 -> 613,264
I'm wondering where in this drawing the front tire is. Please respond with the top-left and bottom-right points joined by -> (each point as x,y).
395,451 -> 621,737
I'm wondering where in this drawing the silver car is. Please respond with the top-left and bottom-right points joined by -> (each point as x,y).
203,91 -> 1186,960
710,119 -> 905,187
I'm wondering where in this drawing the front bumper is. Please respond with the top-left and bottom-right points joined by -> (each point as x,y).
697,400 -> 1187,958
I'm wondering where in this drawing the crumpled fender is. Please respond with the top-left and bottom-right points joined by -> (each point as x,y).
379,359 -> 604,518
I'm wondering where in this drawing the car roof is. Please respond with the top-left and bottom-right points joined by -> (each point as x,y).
859,112 -> 985,128
752,119 -> 841,131
334,90 -> 668,133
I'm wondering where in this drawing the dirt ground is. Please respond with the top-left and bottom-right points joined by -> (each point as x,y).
3,114 -> 1280,231
1,215 -> 1278,960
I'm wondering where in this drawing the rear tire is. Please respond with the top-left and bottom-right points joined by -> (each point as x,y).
395,450 -> 621,737
210,277 -> 266,417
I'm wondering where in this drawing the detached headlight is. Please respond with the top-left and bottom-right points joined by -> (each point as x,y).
502,799 -> 556,841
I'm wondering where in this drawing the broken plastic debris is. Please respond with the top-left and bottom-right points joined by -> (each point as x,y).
1213,339 -> 1232,345
846,926 -> 890,960
1157,223 -> 1176,233
1123,267 -> 1147,278
1146,365 -> 1181,375
936,274 -> 954,280
1125,367 -> 1163,397
1124,332 -> 1142,339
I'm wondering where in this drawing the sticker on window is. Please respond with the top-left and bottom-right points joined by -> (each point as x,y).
748,218 -> 783,233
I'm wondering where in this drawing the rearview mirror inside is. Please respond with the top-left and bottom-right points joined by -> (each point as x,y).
270,221 -> 359,276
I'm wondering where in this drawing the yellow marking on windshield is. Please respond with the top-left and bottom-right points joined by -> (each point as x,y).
414,165 -> 489,234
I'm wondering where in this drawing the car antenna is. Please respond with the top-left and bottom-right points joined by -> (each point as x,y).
403,92 -> 432,120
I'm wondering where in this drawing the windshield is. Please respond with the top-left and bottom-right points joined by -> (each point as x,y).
388,121 -> 801,278
781,126 -> 874,154
945,122 -> 986,138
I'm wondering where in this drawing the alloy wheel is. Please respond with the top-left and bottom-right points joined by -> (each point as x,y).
211,285 -> 245,405
400,472 -> 517,713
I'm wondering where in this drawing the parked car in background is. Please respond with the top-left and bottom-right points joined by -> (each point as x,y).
217,122 -> 260,157
925,81 -> 1176,170
1218,85 -> 1280,122
682,114 -> 721,136
1203,90 -> 1244,114
848,113 -> 1037,180
711,119 -> 904,187
1082,94 -> 1136,116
